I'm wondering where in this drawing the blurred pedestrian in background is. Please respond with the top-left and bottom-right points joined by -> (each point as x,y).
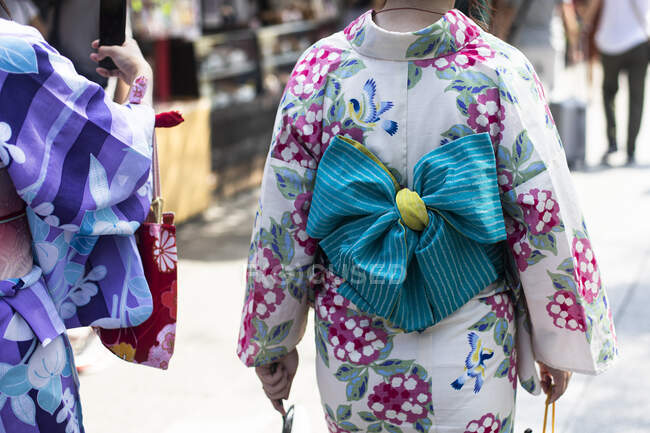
585,0 -> 649,166
492,0 -> 581,97
0,0 -> 47,34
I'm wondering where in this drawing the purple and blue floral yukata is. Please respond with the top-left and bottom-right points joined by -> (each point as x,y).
0,20 -> 154,432
237,9 -> 618,433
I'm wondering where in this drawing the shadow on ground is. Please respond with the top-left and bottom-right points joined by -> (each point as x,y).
176,189 -> 258,262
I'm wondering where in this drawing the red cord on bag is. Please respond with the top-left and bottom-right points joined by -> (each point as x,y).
155,111 -> 184,128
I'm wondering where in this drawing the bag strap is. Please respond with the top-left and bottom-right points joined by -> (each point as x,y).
150,133 -> 164,224
542,395 -> 556,433
508,0 -> 535,43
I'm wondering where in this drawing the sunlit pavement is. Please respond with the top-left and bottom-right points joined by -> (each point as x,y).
78,64 -> 650,433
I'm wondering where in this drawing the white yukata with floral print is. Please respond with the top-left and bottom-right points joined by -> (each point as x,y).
237,9 -> 617,433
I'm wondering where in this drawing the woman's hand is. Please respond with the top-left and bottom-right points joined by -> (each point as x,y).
538,362 -> 572,403
90,38 -> 152,85
254,349 -> 299,415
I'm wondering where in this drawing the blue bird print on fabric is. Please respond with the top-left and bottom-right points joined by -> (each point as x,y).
451,332 -> 494,394
348,78 -> 399,136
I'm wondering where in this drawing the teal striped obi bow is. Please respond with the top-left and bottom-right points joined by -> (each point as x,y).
306,133 -> 507,332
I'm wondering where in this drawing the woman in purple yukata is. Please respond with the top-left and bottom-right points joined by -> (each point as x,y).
0,2 -> 158,431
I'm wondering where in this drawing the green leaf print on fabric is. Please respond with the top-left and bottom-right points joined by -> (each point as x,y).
250,319 -> 293,366
527,250 -> 546,267
384,422 -> 404,433
413,417 -> 433,433
407,62 -> 423,90
547,271 -> 577,292
359,411 -> 379,422
316,321 -> 330,368
267,321 -> 293,345
328,98 -> 346,123
259,217 -> 294,265
346,369 -> 369,401
494,358 -> 509,378
272,166 -> 305,200
446,71 -> 497,95
335,364 -> 365,381
528,232 -> 558,256
455,91 -> 475,117
371,360 -> 414,378
493,318 -> 508,346
368,422 -> 383,432
337,404 -> 353,422
442,124 -> 475,142
520,376 -> 537,393
501,413 -> 514,433
469,312 -> 497,332
326,77 -> 343,100
512,130 -> 534,166
334,58 -> 366,79
406,27 -> 446,58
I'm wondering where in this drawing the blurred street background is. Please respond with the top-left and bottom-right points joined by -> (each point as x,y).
6,0 -> 646,431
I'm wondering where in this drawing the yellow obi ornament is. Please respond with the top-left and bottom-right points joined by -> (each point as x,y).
395,188 -> 429,231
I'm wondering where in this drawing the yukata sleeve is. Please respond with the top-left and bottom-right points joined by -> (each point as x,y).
2,39 -> 154,233
236,43 -> 348,367
495,54 -> 617,381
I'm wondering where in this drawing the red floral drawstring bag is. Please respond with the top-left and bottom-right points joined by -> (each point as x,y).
97,111 -> 182,369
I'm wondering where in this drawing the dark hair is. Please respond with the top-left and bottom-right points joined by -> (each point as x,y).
454,0 -> 492,30
0,0 -> 11,18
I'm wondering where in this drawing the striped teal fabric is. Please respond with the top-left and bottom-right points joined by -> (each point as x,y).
306,133 -> 507,332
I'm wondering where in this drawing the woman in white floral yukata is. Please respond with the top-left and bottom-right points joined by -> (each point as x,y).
237,1 -> 618,432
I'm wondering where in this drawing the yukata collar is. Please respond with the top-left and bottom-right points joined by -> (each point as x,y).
343,8 -> 482,61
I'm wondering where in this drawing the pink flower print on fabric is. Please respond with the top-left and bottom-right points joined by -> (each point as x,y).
152,226 -> 177,273
368,374 -> 432,425
321,121 -> 364,153
328,315 -> 389,364
508,351 -> 517,389
273,104 -> 327,169
247,247 -> 286,320
128,75 -> 148,104
518,188 -> 561,235
413,41 -> 496,71
467,88 -> 506,144
445,9 -> 481,48
505,218 -> 532,272
287,46 -> 343,100
292,192 -> 318,256
546,290 -> 587,332
343,11 -> 369,45
237,297 -> 261,365
572,237 -> 600,304
484,293 -> 514,321
497,169 -> 513,194
464,413 -> 501,433
146,323 -> 175,369
315,271 -> 350,323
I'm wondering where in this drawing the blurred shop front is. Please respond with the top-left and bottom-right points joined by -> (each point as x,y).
130,0 -> 362,222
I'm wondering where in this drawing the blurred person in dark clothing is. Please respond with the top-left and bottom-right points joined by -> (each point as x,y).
585,0 -> 649,166
492,0 -> 580,96
49,0 -> 107,87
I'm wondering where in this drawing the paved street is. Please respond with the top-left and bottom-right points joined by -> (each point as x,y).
77,65 -> 650,433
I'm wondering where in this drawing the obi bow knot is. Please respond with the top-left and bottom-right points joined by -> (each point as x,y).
307,134 -> 507,332
395,188 -> 429,231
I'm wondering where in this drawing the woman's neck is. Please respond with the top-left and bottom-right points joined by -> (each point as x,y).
374,0 -> 455,32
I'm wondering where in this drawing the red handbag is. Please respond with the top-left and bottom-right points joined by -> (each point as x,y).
97,112 -> 182,369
